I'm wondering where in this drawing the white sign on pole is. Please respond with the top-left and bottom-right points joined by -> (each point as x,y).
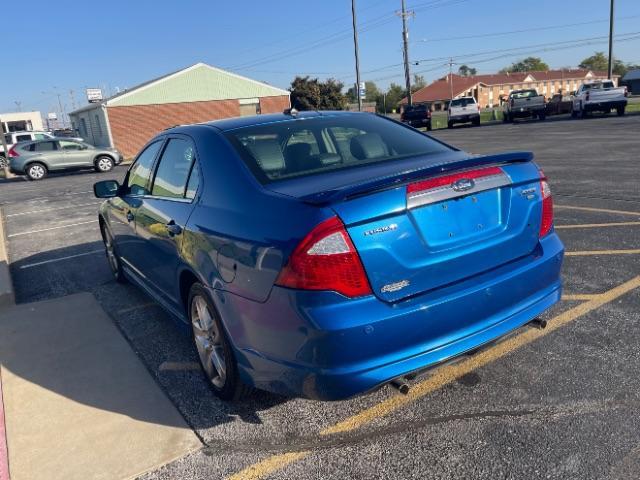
47,112 -> 58,120
358,81 -> 366,97
86,88 -> 103,103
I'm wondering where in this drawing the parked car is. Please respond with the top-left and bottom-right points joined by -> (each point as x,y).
94,111 -> 563,401
1,130 -> 84,167
503,89 -> 546,122
571,80 -> 628,118
400,104 -> 432,130
448,96 -> 481,128
8,139 -> 123,180
545,93 -> 573,116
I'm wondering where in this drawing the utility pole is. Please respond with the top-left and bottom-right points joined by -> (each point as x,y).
607,0 -> 615,79
448,58 -> 455,102
69,90 -> 77,112
14,101 -> 21,112
398,0 -> 414,105
351,0 -> 362,111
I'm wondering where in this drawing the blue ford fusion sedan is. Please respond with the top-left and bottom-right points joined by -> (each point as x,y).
94,111 -> 564,401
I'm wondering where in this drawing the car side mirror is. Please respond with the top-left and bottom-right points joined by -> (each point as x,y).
94,180 -> 120,198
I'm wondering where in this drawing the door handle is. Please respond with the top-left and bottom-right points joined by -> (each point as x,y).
166,221 -> 182,236
126,211 -> 134,222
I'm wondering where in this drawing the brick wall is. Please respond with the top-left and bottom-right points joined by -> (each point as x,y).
107,94 -> 290,158
259,95 -> 290,114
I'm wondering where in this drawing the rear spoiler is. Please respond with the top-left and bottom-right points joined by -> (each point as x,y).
301,151 -> 534,205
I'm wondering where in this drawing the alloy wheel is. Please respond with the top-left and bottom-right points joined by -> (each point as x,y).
191,295 -> 227,388
103,230 -> 120,278
28,164 -> 46,180
97,157 -> 113,172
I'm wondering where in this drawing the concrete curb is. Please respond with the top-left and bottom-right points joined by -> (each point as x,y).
0,209 -> 14,309
0,366 -> 9,480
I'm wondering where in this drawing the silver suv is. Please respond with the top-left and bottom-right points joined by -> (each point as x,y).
8,139 -> 123,180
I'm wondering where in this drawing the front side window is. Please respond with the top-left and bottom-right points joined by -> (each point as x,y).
59,140 -> 83,151
450,98 -> 475,107
151,138 -> 196,199
128,141 -> 162,195
34,134 -> 48,140
226,114 -> 452,183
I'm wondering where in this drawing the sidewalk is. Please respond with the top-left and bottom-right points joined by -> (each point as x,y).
0,293 -> 201,480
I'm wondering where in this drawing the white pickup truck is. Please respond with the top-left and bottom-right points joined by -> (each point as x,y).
572,80 -> 628,118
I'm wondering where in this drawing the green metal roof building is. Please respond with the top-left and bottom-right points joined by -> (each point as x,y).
69,63 -> 290,158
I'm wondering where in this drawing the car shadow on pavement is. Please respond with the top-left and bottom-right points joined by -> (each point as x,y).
6,241 -> 290,431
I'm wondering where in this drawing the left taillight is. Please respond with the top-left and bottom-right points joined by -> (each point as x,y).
8,146 -> 19,157
275,216 -> 372,298
539,170 -> 553,237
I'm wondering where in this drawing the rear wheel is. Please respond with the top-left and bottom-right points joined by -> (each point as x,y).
473,117 -> 480,127
95,156 -> 114,173
447,121 -> 453,129
26,162 -> 47,181
189,283 -> 252,401
100,224 -> 127,283
617,106 -> 625,116
0,154 -> 5,169
426,123 -> 432,131
538,113 -> 546,121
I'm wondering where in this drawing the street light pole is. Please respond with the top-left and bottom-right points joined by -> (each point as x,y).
351,0 -> 362,111
607,0 -> 615,80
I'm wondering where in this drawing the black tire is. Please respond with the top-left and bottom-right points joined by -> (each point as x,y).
100,223 -> 127,283
26,162 -> 47,181
0,154 -> 5,169
188,283 -> 253,401
571,109 -> 578,119
95,155 -> 114,173
447,121 -> 453,129
426,123 -> 432,131
473,118 -> 480,127
502,113 -> 508,123
617,106 -> 625,116
538,113 -> 546,121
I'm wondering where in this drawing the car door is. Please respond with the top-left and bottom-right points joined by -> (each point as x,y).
31,140 -> 65,167
133,135 -> 200,307
58,140 -> 93,167
107,139 -> 164,280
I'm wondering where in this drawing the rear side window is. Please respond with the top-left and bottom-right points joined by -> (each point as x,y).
16,134 -> 32,142
128,141 -> 162,195
151,138 -> 196,199
185,162 -> 200,200
59,140 -> 83,150
225,114 -> 452,183
34,134 -> 48,140
34,141 -> 57,152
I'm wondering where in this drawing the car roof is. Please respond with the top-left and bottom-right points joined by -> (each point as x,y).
190,110 -> 363,132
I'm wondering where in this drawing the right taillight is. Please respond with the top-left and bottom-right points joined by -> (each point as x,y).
8,146 -> 19,158
275,216 -> 372,298
539,170 -> 553,237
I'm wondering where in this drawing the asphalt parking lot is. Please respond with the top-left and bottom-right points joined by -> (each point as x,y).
1,113 -> 639,480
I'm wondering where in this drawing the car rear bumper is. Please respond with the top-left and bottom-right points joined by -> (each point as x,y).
216,232 -> 564,400
449,114 -> 480,123
583,100 -> 627,112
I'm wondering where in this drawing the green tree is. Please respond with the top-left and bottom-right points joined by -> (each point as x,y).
290,76 -> 347,110
579,52 -> 627,76
457,65 -> 477,77
410,74 -> 427,93
500,57 -> 549,73
346,81 -> 380,103
381,83 -> 406,113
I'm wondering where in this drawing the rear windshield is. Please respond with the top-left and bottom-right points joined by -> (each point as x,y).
224,114 -> 452,183
450,98 -> 475,107
511,90 -> 538,99
583,81 -> 615,90
405,104 -> 428,112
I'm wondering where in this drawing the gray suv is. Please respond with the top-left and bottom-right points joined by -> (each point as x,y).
8,139 -> 123,180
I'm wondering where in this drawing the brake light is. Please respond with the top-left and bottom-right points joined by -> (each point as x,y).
275,216 -> 371,297
8,146 -> 19,158
539,170 -> 553,237
407,166 -> 503,194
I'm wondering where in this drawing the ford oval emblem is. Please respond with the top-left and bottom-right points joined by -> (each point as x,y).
451,178 -> 475,192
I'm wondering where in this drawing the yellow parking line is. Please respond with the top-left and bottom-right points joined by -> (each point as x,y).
555,205 -> 640,217
562,294 -> 600,301
556,222 -> 640,230
565,249 -> 640,256
227,276 -> 640,480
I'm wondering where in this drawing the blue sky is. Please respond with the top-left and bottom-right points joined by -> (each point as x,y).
4,0 -> 639,116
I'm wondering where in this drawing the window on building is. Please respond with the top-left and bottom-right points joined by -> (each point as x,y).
95,115 -> 103,137
128,141 -> 163,195
151,138 -> 196,199
80,118 -> 88,136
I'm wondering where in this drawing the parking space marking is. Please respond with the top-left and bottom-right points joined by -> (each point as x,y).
227,275 -> 640,480
159,361 -> 200,372
555,205 -> 640,217
19,249 -> 103,269
7,220 -> 96,238
565,249 -> 640,256
555,222 -> 640,230
562,294 -> 600,301
5,202 -> 102,217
